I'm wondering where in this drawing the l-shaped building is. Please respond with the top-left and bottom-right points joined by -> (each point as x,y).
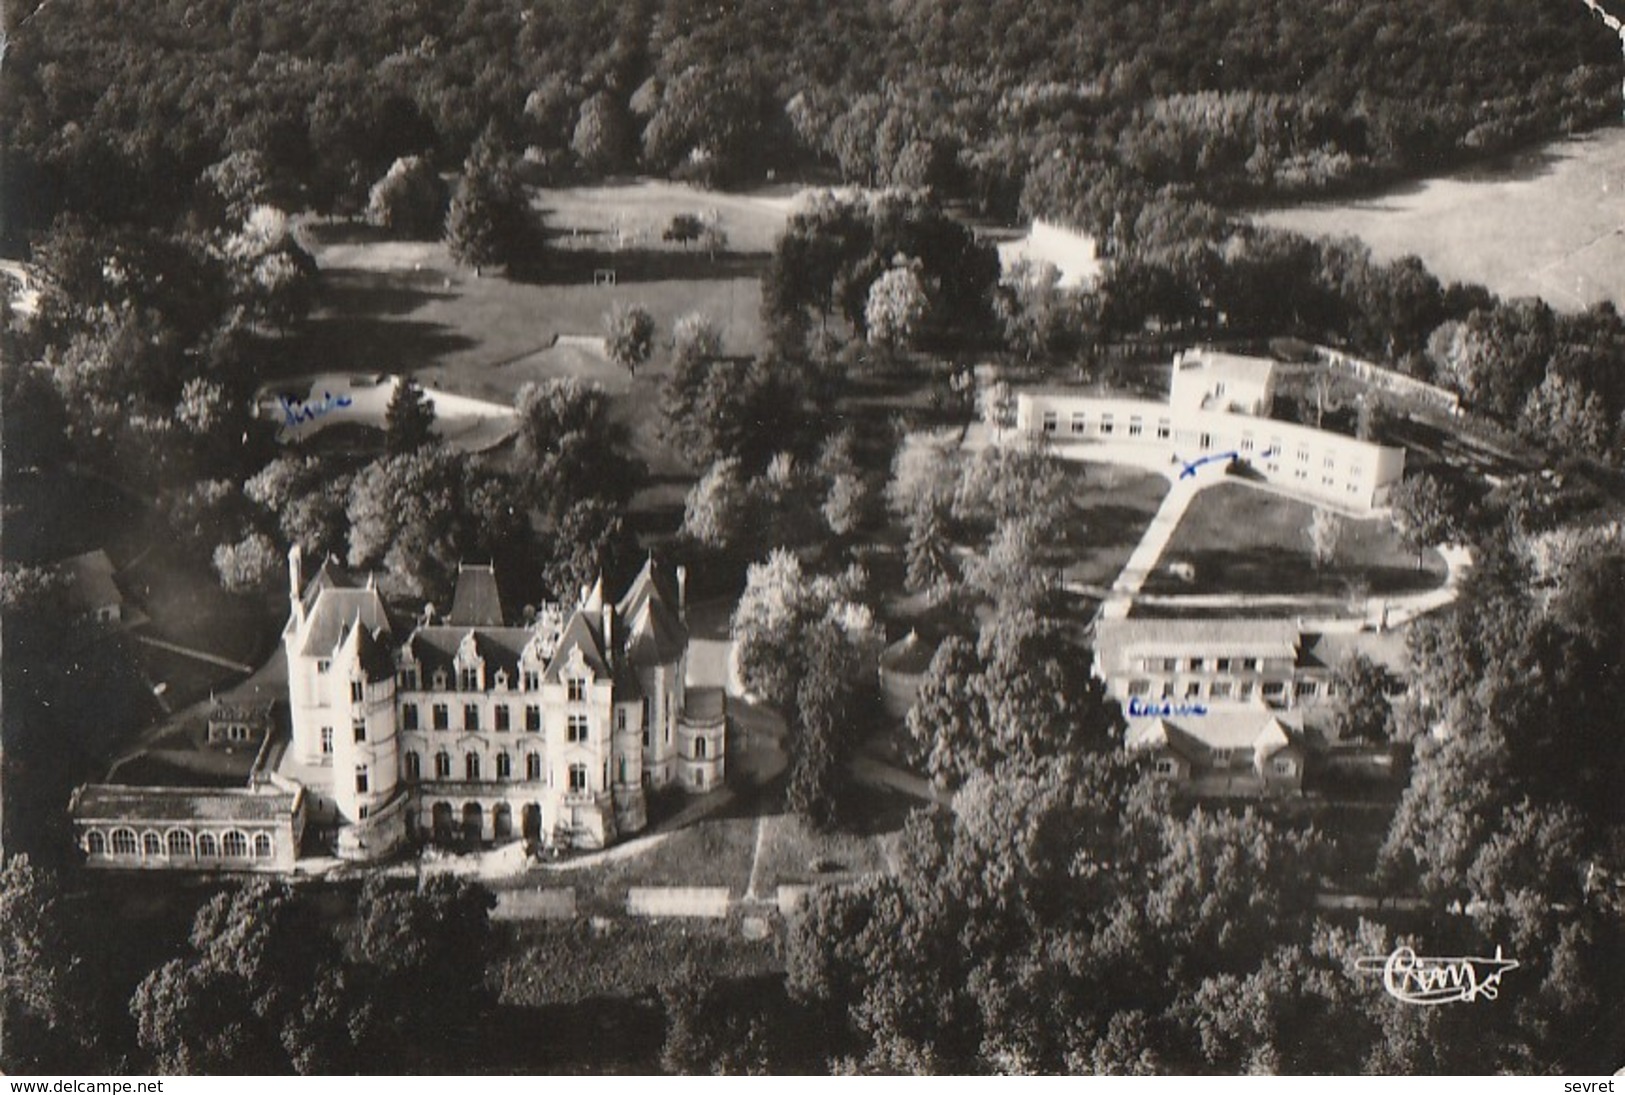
1015,348 -> 1406,512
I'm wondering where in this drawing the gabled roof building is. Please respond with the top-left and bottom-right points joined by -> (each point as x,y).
74,548 -> 723,870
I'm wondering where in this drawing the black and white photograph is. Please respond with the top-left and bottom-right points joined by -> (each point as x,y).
1,0 -> 1623,1078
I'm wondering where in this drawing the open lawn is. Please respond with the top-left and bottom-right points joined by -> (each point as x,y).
268,183 -> 797,530
1143,482 -> 1447,598
552,813 -> 762,916
1057,463 -> 1169,589
1255,125 -> 1625,312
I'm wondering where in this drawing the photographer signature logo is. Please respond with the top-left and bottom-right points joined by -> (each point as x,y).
1354,946 -> 1518,1005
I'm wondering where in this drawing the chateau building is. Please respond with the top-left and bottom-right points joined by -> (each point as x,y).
73,551 -> 725,869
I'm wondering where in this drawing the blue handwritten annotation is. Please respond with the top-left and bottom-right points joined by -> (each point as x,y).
1175,446 -> 1278,480
278,391 -> 353,431
1127,696 -> 1209,717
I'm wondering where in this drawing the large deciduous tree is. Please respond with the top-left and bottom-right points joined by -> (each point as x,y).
367,157 -> 451,239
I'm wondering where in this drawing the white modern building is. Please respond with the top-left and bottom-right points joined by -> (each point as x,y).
1014,348 -> 1405,512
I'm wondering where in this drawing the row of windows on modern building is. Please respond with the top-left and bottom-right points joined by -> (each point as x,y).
84,828 -> 273,860
1125,676 -> 1335,703
1037,409 -> 1372,496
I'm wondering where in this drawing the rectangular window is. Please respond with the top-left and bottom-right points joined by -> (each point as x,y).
320,727 -> 333,755
615,708 -> 627,733
1262,681 -> 1286,700
1100,415 -> 1114,436
568,764 -> 588,793
1297,447 -> 1310,463
1156,420 -> 1171,440
1160,658 -> 1178,672
1238,682 -> 1255,701
459,667 -> 479,692
402,704 -> 419,731
1154,758 -> 1176,777
494,705 -> 510,732
1240,435 -> 1254,452
568,678 -> 586,703
525,705 -> 541,732
1128,417 -> 1143,437
355,766 -> 369,794
1210,680 -> 1233,699
350,681 -> 364,703
398,668 -> 418,690
432,704 -> 449,730
1185,681 -> 1202,699
464,704 -> 479,731
1186,657 -> 1203,672
1295,680 -> 1319,699
522,670 -> 540,692
353,719 -> 366,744
1272,759 -> 1295,776
568,713 -> 589,743
317,660 -> 331,675
1041,410 -> 1057,433
1215,658 -> 1231,672
1128,679 -> 1151,696
1071,413 -> 1087,435
1241,658 -> 1258,672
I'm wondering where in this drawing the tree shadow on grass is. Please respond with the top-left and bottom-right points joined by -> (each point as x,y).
314,269 -> 460,315
509,248 -> 766,287
281,316 -> 481,374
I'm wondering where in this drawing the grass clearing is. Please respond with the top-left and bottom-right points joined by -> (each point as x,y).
553,813 -> 762,916
1144,482 -> 1447,597
1057,463 -> 1169,588
1255,126 -> 1625,312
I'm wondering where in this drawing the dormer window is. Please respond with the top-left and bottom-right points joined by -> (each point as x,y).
494,669 -> 509,690
432,669 -> 448,691
458,666 -> 480,692
568,678 -> 586,703
350,680 -> 364,703
398,667 -> 419,690
317,660 -> 331,674
522,670 -> 540,692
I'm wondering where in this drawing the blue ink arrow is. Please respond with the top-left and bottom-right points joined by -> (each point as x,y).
1177,451 -> 1240,479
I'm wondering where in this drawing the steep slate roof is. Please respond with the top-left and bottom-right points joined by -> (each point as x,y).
341,621 -> 398,683
447,564 -> 504,627
298,588 -> 392,658
406,625 -> 533,683
543,610 -> 612,683
73,784 -> 301,823
300,557 -> 361,613
624,595 -> 686,668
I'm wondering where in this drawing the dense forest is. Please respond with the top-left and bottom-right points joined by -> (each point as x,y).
2,0 -> 1620,241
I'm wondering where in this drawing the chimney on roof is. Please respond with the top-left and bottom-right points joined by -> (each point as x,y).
288,544 -> 304,622
676,565 -> 688,621
602,604 -> 615,667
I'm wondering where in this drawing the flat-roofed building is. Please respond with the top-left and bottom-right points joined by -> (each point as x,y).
1015,391 -> 1404,512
